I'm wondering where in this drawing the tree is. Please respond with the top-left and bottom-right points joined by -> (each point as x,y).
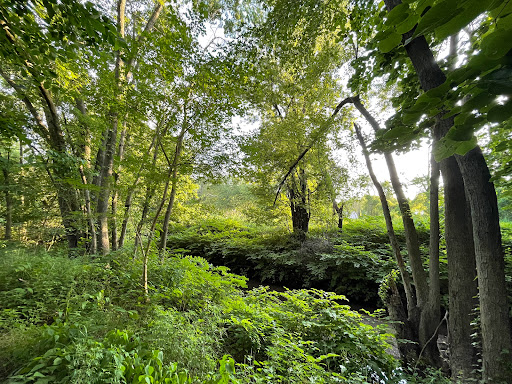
374,0 -> 512,380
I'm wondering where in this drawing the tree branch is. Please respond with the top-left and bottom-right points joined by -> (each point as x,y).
273,95 -> 358,204
0,68 -> 51,142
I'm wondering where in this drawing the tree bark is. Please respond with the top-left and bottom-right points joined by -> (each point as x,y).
333,201 -> 344,231
382,0 -> 511,379
418,149 -> 444,368
288,169 -> 310,240
119,131 -> 160,249
110,123 -> 128,251
455,147 -> 511,381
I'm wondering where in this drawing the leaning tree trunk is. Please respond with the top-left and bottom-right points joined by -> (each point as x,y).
352,98 -> 429,312
354,123 -> 416,317
118,125 -> 161,249
158,127 -> 186,257
382,1 -> 511,379
354,124 -> 419,364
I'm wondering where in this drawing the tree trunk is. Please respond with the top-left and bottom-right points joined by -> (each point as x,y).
110,123 -> 128,251
352,98 -> 429,310
75,98 -> 97,254
382,275 -> 419,364
118,126 -> 161,249
2,166 -> 12,240
96,0 -> 126,255
288,171 -> 309,241
333,201 -> 343,230
0,41 -> 82,251
418,149 -> 444,368
133,185 -> 155,257
158,128 -> 186,256
144,166 -> 174,256
455,148 -> 511,382
354,123 -> 416,314
382,1 -> 512,378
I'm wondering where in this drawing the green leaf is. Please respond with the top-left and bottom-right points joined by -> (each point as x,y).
402,109 -> 424,124
488,101 -> 512,122
378,32 -> 402,53
383,126 -> 413,140
480,27 -> 512,60
413,0 -> 463,38
454,136 -> 478,155
461,91 -> 496,113
396,13 -> 419,34
385,3 -> 409,26
434,0 -> 501,41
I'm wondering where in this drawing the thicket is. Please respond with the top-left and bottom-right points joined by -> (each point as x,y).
0,237 -> 451,384
164,217 -> 432,306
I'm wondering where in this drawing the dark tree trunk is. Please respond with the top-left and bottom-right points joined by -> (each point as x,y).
382,0 -> 511,379
455,148 -> 511,381
288,171 -> 309,240
333,201 -> 344,231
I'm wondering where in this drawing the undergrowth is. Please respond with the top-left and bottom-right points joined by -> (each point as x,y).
164,217 -> 432,305
0,239 -> 451,383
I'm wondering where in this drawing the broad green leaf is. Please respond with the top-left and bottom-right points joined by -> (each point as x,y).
415,0 -> 435,15
434,137 -> 460,160
385,3 -> 409,26
396,13 -> 419,34
480,28 -> 512,59
378,32 -> 402,53
454,136 -> 478,155
383,126 -> 413,140
478,67 -> 512,93
434,0 -> 502,41
490,0 -> 512,18
402,109 -> 424,124
461,91 -> 496,113
413,0 -> 463,38
488,101 -> 512,122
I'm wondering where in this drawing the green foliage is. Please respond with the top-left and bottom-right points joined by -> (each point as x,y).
0,231 -> 458,383
165,217 -> 405,304
224,288 -> 397,380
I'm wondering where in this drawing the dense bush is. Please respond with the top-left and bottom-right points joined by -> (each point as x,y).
164,217 -> 427,305
0,225 -> 458,383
